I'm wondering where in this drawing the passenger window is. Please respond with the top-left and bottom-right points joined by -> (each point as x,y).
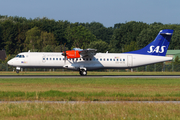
104,58 -> 105,61
90,58 -> 91,61
76,58 -> 78,61
83,58 -> 85,61
63,58 -> 64,60
96,58 -> 98,61
56,58 -> 58,60
59,58 -> 61,60
100,59 -> 102,61
117,59 -> 118,61
50,58 -> 51,60
110,59 -> 112,61
53,58 -> 55,60
16,55 -> 19,57
43,58 -> 45,60
46,58 -> 48,60
86,58 -> 88,61
107,59 -> 109,61
120,59 -> 121,61
123,59 -> 125,61
113,59 -> 115,61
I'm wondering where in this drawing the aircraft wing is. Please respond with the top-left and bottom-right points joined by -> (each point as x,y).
79,48 -> 97,57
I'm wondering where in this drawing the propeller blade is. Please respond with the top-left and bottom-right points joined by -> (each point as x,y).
64,43 -> 66,64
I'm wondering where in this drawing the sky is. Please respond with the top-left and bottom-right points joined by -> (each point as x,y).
0,0 -> 180,27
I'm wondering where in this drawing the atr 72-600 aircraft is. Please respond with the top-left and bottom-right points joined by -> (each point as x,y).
8,29 -> 174,75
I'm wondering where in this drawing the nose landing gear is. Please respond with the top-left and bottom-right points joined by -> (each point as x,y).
16,67 -> 21,74
16,70 -> 19,73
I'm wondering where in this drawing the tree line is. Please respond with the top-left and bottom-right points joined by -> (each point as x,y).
1,15 -> 180,57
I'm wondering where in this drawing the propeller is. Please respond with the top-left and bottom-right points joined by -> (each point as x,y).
61,43 -> 66,64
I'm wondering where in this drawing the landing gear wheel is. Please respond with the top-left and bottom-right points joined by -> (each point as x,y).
16,70 -> 19,73
80,70 -> 87,76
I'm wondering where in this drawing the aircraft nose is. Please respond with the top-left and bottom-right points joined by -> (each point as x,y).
7,60 -> 13,65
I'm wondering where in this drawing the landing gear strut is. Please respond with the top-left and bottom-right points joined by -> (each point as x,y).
79,69 -> 87,76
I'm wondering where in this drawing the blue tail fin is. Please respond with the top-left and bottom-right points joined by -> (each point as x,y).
126,29 -> 174,56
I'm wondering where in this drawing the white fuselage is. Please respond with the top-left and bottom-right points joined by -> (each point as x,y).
7,52 -> 172,71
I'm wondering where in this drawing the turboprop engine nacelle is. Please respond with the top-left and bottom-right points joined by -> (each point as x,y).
63,50 -> 80,59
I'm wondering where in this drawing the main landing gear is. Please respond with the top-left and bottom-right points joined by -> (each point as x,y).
79,69 -> 87,76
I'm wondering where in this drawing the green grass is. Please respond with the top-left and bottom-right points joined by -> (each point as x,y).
0,77 -> 180,119
1,90 -> 180,101
0,77 -> 180,84
0,78 -> 180,101
0,103 -> 180,120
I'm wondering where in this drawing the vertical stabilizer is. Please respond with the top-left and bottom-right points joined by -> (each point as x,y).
126,29 -> 174,56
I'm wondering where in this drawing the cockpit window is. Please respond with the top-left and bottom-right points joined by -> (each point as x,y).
16,55 -> 25,58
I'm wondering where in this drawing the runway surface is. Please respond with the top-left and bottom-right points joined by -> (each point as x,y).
0,101 -> 180,104
1,75 -> 180,78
